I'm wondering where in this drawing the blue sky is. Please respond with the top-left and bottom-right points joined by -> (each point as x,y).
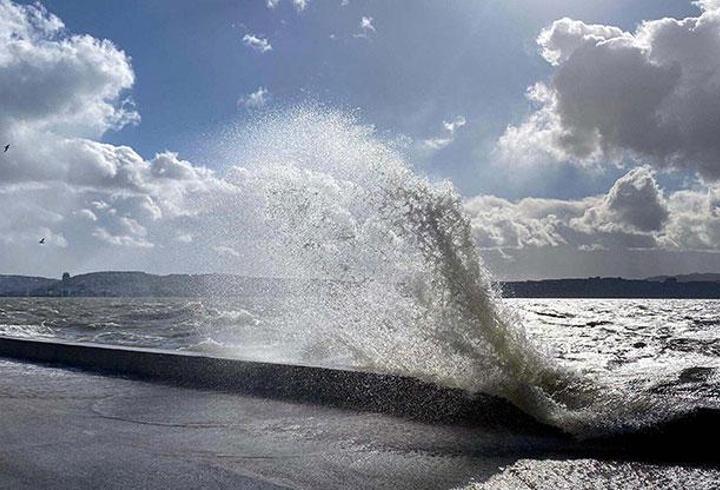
30,0 -> 697,200
4,0 -> 720,279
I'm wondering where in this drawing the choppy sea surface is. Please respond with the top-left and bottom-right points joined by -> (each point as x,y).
1,296 -> 718,423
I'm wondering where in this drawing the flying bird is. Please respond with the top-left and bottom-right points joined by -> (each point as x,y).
38,237 -> 45,244
3,144 -> 9,152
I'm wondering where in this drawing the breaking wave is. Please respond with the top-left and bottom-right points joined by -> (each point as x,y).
204,105 -> 689,436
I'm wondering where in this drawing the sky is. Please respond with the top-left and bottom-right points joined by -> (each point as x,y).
3,0 -> 720,280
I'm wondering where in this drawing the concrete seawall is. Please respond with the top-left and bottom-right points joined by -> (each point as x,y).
3,336 -> 720,464
0,336 -> 547,431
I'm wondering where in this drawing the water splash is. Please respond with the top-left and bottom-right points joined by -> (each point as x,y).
206,105 -> 686,436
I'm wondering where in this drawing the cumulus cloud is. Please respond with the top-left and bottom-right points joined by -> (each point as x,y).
360,16 -> 375,33
238,87 -> 270,110
473,171 -> 720,278
464,166 -> 720,260
574,167 -> 669,234
242,33 -> 272,53
422,115 -> 466,150
267,0 -> 307,12
661,186 -> 720,251
498,2 -> 720,179
74,209 -> 98,222
0,0 -> 237,274
93,217 -> 153,249
0,1 -> 138,138
354,16 -> 375,39
465,194 -> 582,251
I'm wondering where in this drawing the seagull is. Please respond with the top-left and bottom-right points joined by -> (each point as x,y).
3,144 -> 9,153
38,237 -> 45,244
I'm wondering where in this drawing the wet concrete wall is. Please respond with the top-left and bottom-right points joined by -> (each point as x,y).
0,336 -> 546,431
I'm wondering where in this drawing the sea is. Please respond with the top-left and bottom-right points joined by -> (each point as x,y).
1,295 -> 718,438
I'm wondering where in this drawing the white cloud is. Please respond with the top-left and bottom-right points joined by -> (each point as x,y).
360,16 -> 375,33
354,16 -> 376,39
423,138 -> 453,151
92,227 -> 154,249
75,209 -> 98,222
498,2 -> 720,179
422,115 -> 466,150
238,86 -> 270,110
213,245 -> 240,258
465,194 -> 579,251
443,116 -> 466,133
242,33 -> 272,53
536,17 -> 629,66
464,166 -> 720,259
694,0 -> 720,10
0,1 -> 138,139
266,0 -> 307,12
471,170 -> 720,278
0,1 -> 237,273
573,167 -> 669,234
464,168 -> 655,252
661,186 -> 720,251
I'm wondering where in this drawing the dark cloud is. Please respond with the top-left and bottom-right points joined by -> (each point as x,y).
498,3 -> 720,179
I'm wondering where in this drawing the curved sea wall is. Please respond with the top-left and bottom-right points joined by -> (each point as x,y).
0,336 -> 547,431
2,336 -> 720,463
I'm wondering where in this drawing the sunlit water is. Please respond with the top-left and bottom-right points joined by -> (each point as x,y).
1,296 -> 718,433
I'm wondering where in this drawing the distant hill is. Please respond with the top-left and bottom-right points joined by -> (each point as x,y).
502,277 -> 720,299
0,275 -> 59,296
646,273 -> 720,283
0,271 -> 314,298
3,271 -> 720,298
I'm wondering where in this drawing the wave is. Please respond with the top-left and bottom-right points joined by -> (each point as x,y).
201,105 -> 701,437
0,323 -> 55,339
